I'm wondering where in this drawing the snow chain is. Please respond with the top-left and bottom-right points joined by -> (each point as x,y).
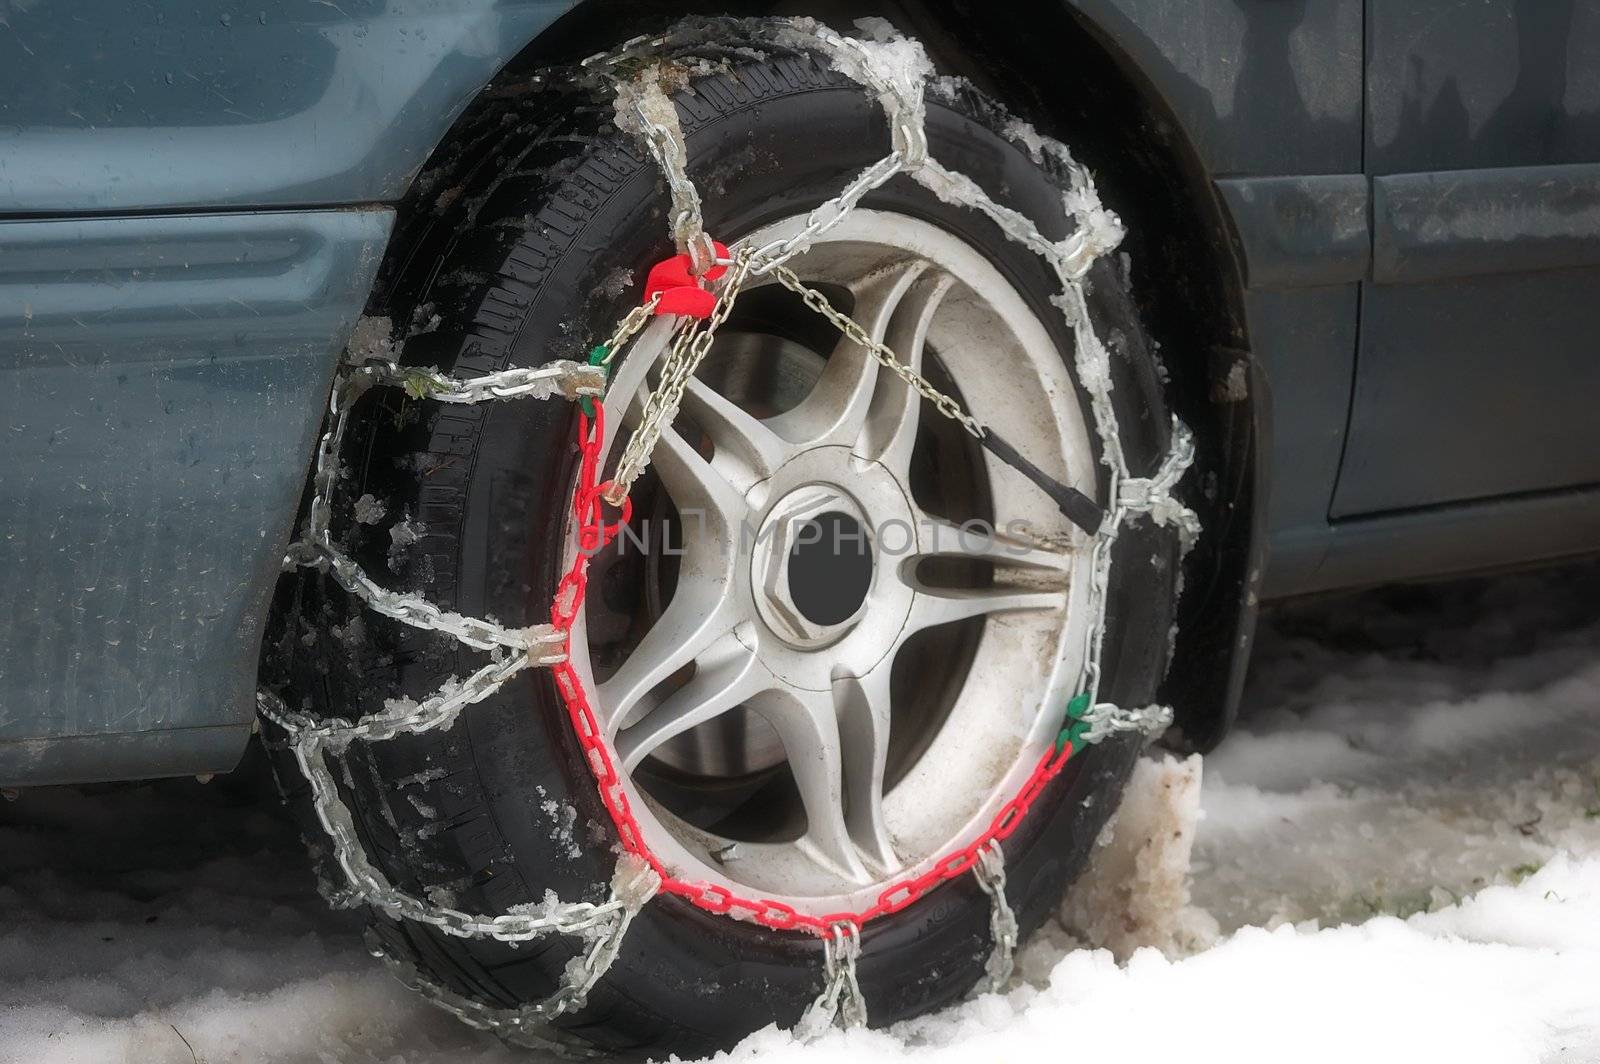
973,840 -> 1020,993
797,922 -> 869,1036
260,17 -> 1196,1044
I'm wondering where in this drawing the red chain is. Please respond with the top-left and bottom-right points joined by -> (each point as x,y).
549,400 -> 1080,938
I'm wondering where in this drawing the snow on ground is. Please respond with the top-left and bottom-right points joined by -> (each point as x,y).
4,561 -> 1600,1063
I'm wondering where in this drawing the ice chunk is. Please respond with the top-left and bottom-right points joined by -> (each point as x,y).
344,315 -> 394,364
1059,753 -> 1219,960
352,493 -> 387,525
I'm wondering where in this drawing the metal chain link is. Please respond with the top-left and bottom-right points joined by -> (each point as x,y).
743,153 -> 908,276
767,262 -> 985,438
1117,418 -> 1203,549
372,358 -> 606,404
973,841 -> 1019,994
258,656 -> 533,753
614,68 -> 718,275
1077,420 -> 1201,702
320,549 -> 568,654
1077,702 -> 1177,746
541,854 -> 662,1016
285,357 -> 598,654
596,293 -> 664,366
262,692 -> 643,942
370,938 -> 598,1056
797,923 -> 868,1037
603,248 -> 756,504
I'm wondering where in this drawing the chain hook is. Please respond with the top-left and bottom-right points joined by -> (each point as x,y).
798,922 -> 867,1037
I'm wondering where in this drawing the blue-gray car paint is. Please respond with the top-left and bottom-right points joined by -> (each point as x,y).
3,0 -> 1598,784
0,0 -> 575,785
0,0 -> 576,213
0,209 -> 392,783
1075,0 -> 1600,595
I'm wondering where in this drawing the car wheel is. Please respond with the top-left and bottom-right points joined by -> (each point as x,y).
262,28 -> 1184,1058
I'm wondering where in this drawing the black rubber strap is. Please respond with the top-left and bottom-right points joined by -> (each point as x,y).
978,428 -> 1105,536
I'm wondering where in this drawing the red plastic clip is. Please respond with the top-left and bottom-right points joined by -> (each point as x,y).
643,241 -> 730,319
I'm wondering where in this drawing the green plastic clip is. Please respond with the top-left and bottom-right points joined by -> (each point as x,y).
581,343 -> 610,417
1055,691 -> 1092,754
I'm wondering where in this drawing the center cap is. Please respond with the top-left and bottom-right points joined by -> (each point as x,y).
751,486 -> 875,648
788,511 -> 873,624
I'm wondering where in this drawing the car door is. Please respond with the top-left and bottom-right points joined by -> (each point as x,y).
1332,0 -> 1600,517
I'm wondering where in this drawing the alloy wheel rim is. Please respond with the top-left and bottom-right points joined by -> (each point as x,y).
567,209 -> 1098,914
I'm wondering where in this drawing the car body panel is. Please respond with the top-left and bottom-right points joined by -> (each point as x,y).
1333,0 -> 1600,519
1297,485 -> 1600,596
0,208 -> 391,785
1364,0 -> 1600,176
1065,0 -> 1364,175
1209,173 -> 1367,595
1339,248 -> 1600,515
0,0 -> 572,213
1350,161 -> 1600,517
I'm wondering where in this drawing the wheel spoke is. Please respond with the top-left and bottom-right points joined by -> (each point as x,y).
833,669 -> 898,872
857,271 -> 955,476
616,632 -> 769,771
760,687 -> 871,884
595,565 -> 743,735
765,261 -> 929,451
650,425 -> 752,545
913,513 -> 1074,574
680,375 -> 792,495
898,573 -> 1064,636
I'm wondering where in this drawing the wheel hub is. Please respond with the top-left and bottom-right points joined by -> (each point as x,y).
751,485 -> 874,649
735,445 -> 917,694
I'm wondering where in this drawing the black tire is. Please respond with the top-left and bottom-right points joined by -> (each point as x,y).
262,31 -> 1181,1059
